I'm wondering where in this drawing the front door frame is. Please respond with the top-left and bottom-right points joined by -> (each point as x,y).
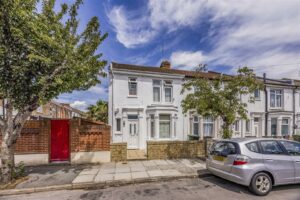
127,118 -> 139,149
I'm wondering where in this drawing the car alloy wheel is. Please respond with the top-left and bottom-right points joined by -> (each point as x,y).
255,175 -> 270,193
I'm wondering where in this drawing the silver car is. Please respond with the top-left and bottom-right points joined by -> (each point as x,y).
206,138 -> 300,196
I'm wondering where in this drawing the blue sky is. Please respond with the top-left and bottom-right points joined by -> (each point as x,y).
56,0 -> 300,110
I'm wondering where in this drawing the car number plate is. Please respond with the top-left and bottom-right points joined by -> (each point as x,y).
213,155 -> 226,162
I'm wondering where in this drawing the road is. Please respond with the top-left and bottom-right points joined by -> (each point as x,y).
1,176 -> 300,200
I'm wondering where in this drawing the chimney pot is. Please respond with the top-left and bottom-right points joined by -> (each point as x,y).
160,60 -> 171,69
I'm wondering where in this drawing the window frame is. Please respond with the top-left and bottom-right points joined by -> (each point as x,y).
192,116 -> 199,136
234,120 -> 240,132
116,118 -> 121,132
128,78 -> 137,96
281,118 -> 289,136
203,116 -> 214,137
164,80 -> 173,103
159,114 -> 171,139
245,120 -> 251,133
153,80 -> 162,102
254,89 -> 260,100
270,89 -> 283,108
150,114 -> 155,138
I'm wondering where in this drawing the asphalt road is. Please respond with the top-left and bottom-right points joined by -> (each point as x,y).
1,176 -> 300,200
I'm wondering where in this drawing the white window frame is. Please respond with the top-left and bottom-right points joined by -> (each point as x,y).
270,89 -> 282,108
203,116 -> 214,137
192,116 -> 199,136
128,78 -> 137,96
150,114 -> 155,138
245,119 -> 250,133
116,118 -> 121,132
159,114 -> 171,139
281,118 -> 289,136
234,120 -> 240,132
153,80 -> 162,102
164,80 -> 173,103
254,89 -> 260,100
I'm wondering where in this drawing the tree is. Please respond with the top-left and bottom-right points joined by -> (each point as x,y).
0,0 -> 107,183
181,67 -> 263,139
87,100 -> 108,123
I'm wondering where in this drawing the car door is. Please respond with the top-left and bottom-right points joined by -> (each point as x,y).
279,140 -> 300,183
259,140 -> 295,184
209,141 -> 238,173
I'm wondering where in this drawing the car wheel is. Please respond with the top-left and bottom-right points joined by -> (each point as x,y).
249,172 -> 272,196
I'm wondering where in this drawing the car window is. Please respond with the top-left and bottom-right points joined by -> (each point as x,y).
210,142 -> 237,156
260,141 -> 285,155
246,142 -> 260,153
280,141 -> 300,156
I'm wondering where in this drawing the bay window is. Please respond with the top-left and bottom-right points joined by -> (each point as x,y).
203,116 -> 214,136
281,118 -> 289,136
159,114 -> 171,138
234,120 -> 240,132
150,115 -> 155,138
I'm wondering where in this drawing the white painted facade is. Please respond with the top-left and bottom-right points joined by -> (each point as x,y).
109,62 -> 300,150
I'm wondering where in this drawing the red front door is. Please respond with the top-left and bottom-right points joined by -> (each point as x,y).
50,120 -> 70,162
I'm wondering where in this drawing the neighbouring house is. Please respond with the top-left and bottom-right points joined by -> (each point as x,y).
108,61 -> 300,150
0,100 -> 84,119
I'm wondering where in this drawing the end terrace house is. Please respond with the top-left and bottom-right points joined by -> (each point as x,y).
108,61 -> 300,150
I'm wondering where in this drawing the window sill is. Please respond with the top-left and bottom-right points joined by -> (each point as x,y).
127,95 -> 138,98
269,107 -> 283,110
114,132 -> 122,135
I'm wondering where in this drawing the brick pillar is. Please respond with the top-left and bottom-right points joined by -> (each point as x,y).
70,118 -> 80,152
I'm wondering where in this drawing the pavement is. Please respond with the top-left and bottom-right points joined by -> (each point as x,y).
72,159 -> 207,185
2,176 -> 300,200
0,159 -> 208,196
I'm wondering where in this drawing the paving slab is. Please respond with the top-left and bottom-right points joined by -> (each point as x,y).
142,160 -> 156,167
162,169 -> 182,177
115,166 -> 131,173
114,173 -> 132,181
153,160 -> 169,165
72,174 -> 95,184
131,171 -> 149,179
79,168 -> 99,175
147,170 -> 164,178
130,165 -> 146,172
94,173 -> 114,183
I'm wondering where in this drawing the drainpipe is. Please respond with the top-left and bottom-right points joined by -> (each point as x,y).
293,87 -> 296,135
110,63 -> 114,139
264,73 -> 268,137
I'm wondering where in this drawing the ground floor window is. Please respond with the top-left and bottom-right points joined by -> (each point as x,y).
159,114 -> 171,138
234,120 -> 240,132
271,118 -> 277,136
203,116 -> 214,136
245,120 -> 250,133
193,116 -> 199,136
150,115 -> 155,138
116,118 -> 121,132
281,118 -> 289,136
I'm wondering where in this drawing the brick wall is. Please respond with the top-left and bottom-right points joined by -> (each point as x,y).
1,119 -> 110,154
110,143 -> 127,162
0,120 -> 50,154
147,140 -> 205,160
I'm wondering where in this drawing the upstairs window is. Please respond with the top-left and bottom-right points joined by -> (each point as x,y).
254,89 -> 260,100
128,78 -> 137,96
270,89 -> 282,108
153,80 -> 161,102
164,80 -> 173,102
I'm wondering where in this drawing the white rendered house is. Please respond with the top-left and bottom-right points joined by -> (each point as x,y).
108,61 -> 300,150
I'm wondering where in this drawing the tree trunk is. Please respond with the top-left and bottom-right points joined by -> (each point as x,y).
0,136 -> 15,184
222,120 -> 232,139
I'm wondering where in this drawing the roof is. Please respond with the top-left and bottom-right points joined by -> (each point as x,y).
111,62 -> 298,87
111,62 -> 223,79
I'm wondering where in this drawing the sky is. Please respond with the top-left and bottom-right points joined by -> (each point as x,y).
56,0 -> 300,111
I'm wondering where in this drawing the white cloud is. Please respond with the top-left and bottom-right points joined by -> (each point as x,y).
70,101 -> 88,111
107,6 -> 156,48
170,51 -> 207,70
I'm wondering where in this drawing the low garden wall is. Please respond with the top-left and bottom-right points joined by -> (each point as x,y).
110,143 -> 127,162
147,140 -> 205,160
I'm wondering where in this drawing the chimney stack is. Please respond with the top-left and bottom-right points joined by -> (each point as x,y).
160,60 -> 171,69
